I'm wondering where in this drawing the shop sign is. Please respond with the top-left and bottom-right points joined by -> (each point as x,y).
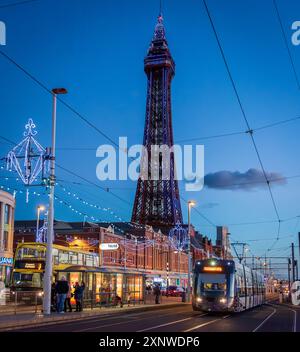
153,277 -> 163,283
100,243 -> 119,250
0,257 -> 13,265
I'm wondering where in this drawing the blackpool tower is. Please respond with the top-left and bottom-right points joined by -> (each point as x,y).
131,14 -> 183,228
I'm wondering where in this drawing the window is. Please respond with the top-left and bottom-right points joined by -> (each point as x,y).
3,205 -> 9,250
59,250 -> 69,264
16,246 -> 46,260
85,255 -> 94,267
13,272 -> 43,288
196,273 -> 227,294
78,253 -> 83,265
69,252 -> 78,265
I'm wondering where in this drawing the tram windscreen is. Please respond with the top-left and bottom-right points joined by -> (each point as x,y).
12,272 -> 43,288
196,273 -> 227,294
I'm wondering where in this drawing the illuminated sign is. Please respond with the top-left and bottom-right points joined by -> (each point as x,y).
24,263 -> 38,269
203,266 -> 223,272
100,243 -> 119,251
0,257 -> 13,265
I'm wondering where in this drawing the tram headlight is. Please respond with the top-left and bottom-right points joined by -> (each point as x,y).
219,298 -> 226,304
196,297 -> 203,303
38,291 -> 44,297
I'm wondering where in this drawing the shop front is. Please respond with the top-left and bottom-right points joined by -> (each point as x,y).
0,191 -> 15,287
0,256 -> 13,286
56,269 -> 145,306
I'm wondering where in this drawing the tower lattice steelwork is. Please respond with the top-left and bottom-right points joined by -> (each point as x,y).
131,14 -> 182,227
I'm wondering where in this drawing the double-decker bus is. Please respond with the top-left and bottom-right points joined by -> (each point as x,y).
192,259 -> 265,312
11,242 -> 99,303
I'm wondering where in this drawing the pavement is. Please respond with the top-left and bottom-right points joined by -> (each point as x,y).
0,298 -> 186,331
4,301 -> 299,332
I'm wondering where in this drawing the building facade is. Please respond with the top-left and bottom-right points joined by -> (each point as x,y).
14,220 -> 214,299
0,191 -> 15,286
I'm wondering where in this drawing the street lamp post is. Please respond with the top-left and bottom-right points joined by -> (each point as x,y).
36,205 -> 45,241
187,200 -> 196,303
43,88 -> 67,315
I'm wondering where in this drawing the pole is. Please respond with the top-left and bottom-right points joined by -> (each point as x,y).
288,258 -> 291,293
187,203 -> 191,303
298,232 -> 300,279
292,242 -> 295,283
36,207 -> 40,242
43,92 -> 57,315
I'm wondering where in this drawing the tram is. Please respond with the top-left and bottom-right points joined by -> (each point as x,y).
192,259 -> 265,312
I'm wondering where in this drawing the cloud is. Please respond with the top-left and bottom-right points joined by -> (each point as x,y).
204,168 -> 286,191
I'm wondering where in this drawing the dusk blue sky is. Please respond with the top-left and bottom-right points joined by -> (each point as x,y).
0,0 -> 300,268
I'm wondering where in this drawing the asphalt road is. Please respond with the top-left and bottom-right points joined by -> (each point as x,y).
16,303 -> 299,332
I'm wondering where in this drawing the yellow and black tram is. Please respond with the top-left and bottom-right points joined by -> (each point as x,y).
192,259 -> 266,313
11,242 -> 145,305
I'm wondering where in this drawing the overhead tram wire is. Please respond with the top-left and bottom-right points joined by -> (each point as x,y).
177,115 -> 300,144
273,0 -> 300,90
0,50 -> 121,150
0,133 -> 132,207
56,164 -> 132,206
0,0 -> 41,9
42,115 -> 300,149
180,195 -> 216,228
202,1 -> 281,242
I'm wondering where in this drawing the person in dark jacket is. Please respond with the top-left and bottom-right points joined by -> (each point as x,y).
74,281 -> 85,312
153,284 -> 161,304
64,284 -> 73,313
51,282 -> 57,312
55,276 -> 69,313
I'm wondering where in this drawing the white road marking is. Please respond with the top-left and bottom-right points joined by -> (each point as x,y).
74,308 -> 194,332
183,318 -> 220,332
289,309 -> 297,332
252,307 -> 277,332
136,314 -> 207,332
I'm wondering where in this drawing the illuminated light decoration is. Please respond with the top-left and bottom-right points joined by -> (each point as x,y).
6,119 -> 49,203
168,222 -> 188,251
203,266 -> 223,272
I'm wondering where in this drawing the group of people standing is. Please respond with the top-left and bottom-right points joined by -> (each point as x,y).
51,276 -> 85,313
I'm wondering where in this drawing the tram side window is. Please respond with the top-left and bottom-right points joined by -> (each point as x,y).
59,250 -> 69,264
237,271 -> 246,297
253,272 -> 257,295
53,248 -> 59,265
85,255 -> 94,267
70,252 -> 78,265
78,253 -> 83,265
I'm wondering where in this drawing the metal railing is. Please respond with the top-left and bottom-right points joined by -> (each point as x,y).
83,290 -> 144,309
0,288 -> 185,315
0,291 -> 43,315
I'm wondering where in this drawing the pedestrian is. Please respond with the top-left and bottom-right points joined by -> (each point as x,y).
74,281 -> 85,312
55,276 -> 69,314
51,282 -> 57,312
64,283 -> 73,312
114,294 -> 123,308
153,284 -> 161,304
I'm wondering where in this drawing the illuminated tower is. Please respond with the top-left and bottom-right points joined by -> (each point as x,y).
131,14 -> 182,227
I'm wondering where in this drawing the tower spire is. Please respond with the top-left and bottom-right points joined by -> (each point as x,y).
131,9 -> 182,228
